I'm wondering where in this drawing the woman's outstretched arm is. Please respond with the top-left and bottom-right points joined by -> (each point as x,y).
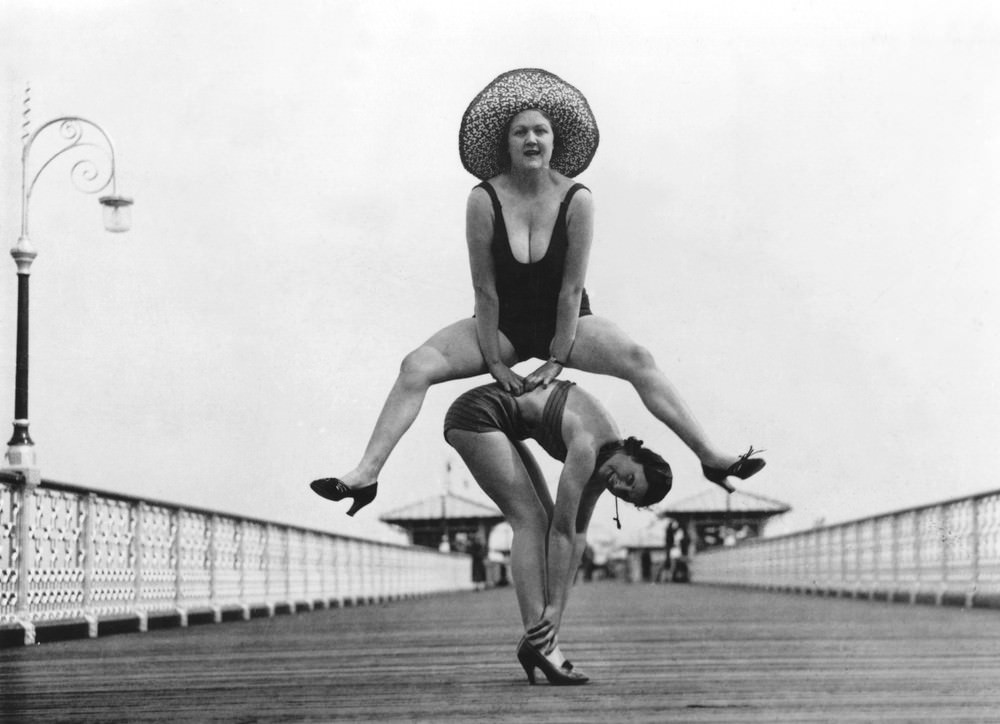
466,187 -> 523,394
542,440 -> 601,632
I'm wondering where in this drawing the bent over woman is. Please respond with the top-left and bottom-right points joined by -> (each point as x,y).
311,68 -> 763,516
444,378 -> 671,685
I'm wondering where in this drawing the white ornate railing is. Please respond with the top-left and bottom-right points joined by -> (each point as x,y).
692,489 -> 1000,608
0,474 -> 473,645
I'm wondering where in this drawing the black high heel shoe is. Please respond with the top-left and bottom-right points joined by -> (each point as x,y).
516,638 -> 589,686
702,446 -> 766,491
309,478 -> 378,516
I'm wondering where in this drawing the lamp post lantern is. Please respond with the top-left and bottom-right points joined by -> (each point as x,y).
3,87 -> 133,485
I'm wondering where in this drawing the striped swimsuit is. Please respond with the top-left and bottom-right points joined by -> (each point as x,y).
443,380 -> 576,462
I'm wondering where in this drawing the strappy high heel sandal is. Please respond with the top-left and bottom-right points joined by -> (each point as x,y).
518,623 -> 577,672
516,638 -> 589,685
309,478 -> 378,516
702,446 -> 766,491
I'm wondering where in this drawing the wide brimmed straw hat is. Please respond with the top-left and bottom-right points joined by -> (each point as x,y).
459,68 -> 599,180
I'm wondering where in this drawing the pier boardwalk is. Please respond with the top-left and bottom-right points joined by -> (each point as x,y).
2,581 -> 999,722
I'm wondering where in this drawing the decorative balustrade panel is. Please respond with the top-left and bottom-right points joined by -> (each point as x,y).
1,483 -> 21,621
240,521 -> 270,606
916,506 -> 945,591
943,499 -> 975,587
136,502 -> 177,613
0,479 -> 472,634
895,509 -> 919,594
28,487 -> 86,622
177,510 -> 213,611
212,515 -> 242,608
694,490 -> 1000,607
87,495 -> 137,617
872,516 -> 894,594
856,519 -> 876,592
980,495 -> 1000,597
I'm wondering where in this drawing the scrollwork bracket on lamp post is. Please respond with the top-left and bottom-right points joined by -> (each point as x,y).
3,86 -> 133,486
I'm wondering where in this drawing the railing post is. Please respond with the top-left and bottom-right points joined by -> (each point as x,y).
814,529 -> 822,595
82,492 -> 96,636
173,509 -> 186,626
853,523 -> 862,598
911,510 -> 921,604
838,525 -> 847,596
938,505 -> 947,606
356,541 -> 365,603
13,481 -> 36,644
968,498 -> 980,607
263,523 -> 274,617
888,513 -> 899,602
869,519 -> 879,599
237,520 -> 249,620
208,514 -> 219,622
134,501 -> 147,631
283,526 -> 292,610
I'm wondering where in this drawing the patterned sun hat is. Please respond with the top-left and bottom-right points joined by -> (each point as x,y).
459,68 -> 599,180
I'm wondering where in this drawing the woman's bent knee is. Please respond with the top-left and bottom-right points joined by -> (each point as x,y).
507,506 -> 550,533
398,346 -> 444,386
621,343 -> 658,378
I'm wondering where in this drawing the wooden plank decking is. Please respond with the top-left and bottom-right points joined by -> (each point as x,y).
2,582 -> 999,722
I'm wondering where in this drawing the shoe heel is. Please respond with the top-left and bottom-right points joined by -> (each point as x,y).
346,486 -> 377,517
346,498 -> 369,516
517,650 -> 537,684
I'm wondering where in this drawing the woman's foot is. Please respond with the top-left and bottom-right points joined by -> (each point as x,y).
309,478 -> 379,516
701,446 -> 766,492
329,468 -> 377,491
516,638 -> 589,685
549,645 -> 568,670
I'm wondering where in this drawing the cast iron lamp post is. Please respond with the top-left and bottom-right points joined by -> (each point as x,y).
2,91 -> 133,485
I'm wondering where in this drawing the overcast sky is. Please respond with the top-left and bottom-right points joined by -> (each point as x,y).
1,0 -> 997,543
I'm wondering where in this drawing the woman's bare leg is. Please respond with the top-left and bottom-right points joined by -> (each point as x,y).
335,318 -> 518,489
513,440 -> 554,521
512,440 -> 577,665
569,316 -> 736,471
447,431 -> 550,629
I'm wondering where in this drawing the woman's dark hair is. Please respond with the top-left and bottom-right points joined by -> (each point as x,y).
496,108 -> 560,172
595,437 -> 672,507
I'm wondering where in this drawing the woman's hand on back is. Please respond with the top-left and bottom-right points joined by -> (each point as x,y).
523,359 -> 564,392
489,362 -> 525,396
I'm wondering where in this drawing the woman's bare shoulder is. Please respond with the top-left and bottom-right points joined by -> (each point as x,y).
466,183 -> 493,214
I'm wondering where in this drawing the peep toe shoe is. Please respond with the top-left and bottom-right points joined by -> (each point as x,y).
309,478 -> 378,516
702,446 -> 766,491
516,638 -> 589,686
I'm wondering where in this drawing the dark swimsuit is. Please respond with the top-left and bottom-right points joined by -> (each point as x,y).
443,380 -> 576,462
476,181 -> 593,361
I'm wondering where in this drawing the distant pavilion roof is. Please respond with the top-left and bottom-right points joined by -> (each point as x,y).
380,493 -> 504,524
658,488 -> 791,516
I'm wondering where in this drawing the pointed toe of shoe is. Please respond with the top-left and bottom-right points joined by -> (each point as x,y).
309,477 -> 349,501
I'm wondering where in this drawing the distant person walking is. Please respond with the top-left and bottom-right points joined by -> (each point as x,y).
662,519 -> 691,583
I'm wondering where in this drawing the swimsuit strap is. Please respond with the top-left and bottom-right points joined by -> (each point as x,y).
475,180 -> 502,218
475,180 -> 589,209
562,183 -> 589,208
476,180 -> 588,266
554,183 -> 589,232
